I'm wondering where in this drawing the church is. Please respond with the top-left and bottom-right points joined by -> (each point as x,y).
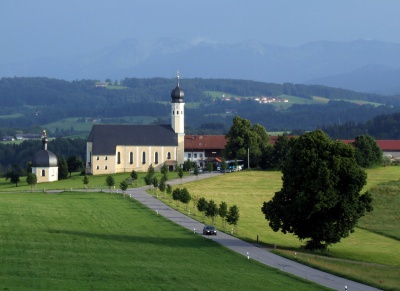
32,130 -> 59,183
85,75 -> 185,175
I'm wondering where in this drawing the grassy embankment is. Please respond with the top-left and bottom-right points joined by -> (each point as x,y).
0,190 -> 328,290
160,167 -> 400,290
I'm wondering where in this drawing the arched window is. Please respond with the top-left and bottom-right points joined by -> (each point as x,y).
142,152 -> 146,164
41,169 -> 45,177
167,152 -> 171,159
117,152 -> 121,164
129,152 -> 133,164
155,152 -> 159,164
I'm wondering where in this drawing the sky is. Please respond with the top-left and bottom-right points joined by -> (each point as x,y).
2,0 -> 400,64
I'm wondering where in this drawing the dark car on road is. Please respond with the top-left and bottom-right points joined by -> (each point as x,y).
203,225 -> 217,235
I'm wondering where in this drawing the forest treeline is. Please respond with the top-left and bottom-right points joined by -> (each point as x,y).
2,111 -> 400,175
0,138 -> 86,175
1,77 -> 400,136
322,111 -> 400,139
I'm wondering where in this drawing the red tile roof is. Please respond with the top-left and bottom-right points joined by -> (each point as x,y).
185,135 -> 400,152
341,140 -> 400,151
184,135 -> 227,150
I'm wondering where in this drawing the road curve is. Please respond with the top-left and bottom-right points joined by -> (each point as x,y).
125,172 -> 380,291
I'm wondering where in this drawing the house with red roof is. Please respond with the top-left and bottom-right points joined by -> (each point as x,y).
184,135 -> 227,168
185,135 -> 400,167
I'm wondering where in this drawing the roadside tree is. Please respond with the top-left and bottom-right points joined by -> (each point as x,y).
172,188 -> 182,206
166,184 -> 172,201
130,170 -> 138,186
180,188 -> 191,210
152,176 -> 158,195
144,164 -> 155,186
158,179 -> 166,198
226,205 -> 240,232
205,199 -> 219,224
105,175 -> 115,192
219,201 -> 228,228
261,130 -> 373,250
178,166 -> 184,182
197,197 -> 208,219
119,180 -> 128,194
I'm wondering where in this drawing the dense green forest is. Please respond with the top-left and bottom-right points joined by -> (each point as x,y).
1,77 -> 400,137
0,138 -> 86,175
322,112 -> 400,139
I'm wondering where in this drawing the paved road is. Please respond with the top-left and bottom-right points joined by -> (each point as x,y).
124,172 -> 380,291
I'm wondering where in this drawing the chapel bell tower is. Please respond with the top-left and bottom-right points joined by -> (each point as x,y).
170,72 -> 185,134
170,72 -> 185,166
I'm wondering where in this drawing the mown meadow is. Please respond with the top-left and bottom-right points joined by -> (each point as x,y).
161,167 -> 400,290
0,191 -> 328,290
1,166 -> 399,290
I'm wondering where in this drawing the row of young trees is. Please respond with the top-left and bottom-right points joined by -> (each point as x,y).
196,197 -> 240,231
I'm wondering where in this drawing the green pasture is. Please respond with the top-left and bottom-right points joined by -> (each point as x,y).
0,171 -> 182,193
204,90 -> 241,99
43,117 -> 93,132
43,116 -> 160,135
0,113 -> 23,119
0,192 -> 327,291
161,167 -> 400,290
334,99 -> 383,107
1,166 -> 399,289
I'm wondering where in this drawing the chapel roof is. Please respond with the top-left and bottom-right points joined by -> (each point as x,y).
87,124 -> 178,155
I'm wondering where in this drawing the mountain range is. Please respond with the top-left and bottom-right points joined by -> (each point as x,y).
2,38 -> 400,95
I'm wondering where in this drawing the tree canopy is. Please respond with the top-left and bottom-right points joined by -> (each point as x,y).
225,116 -> 271,168
261,130 -> 373,250
352,135 -> 382,168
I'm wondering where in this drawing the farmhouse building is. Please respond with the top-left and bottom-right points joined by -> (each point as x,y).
32,130 -> 58,183
184,135 -> 226,168
86,75 -> 185,175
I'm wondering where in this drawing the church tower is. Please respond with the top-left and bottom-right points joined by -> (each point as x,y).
170,72 -> 185,166
170,72 -> 185,134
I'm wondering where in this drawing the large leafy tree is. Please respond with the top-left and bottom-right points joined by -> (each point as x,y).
352,135 -> 382,168
225,116 -> 271,168
261,130 -> 373,250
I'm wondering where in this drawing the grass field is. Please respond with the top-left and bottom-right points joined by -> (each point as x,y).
1,166 -> 399,289
161,167 -> 400,290
0,192 -> 328,290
